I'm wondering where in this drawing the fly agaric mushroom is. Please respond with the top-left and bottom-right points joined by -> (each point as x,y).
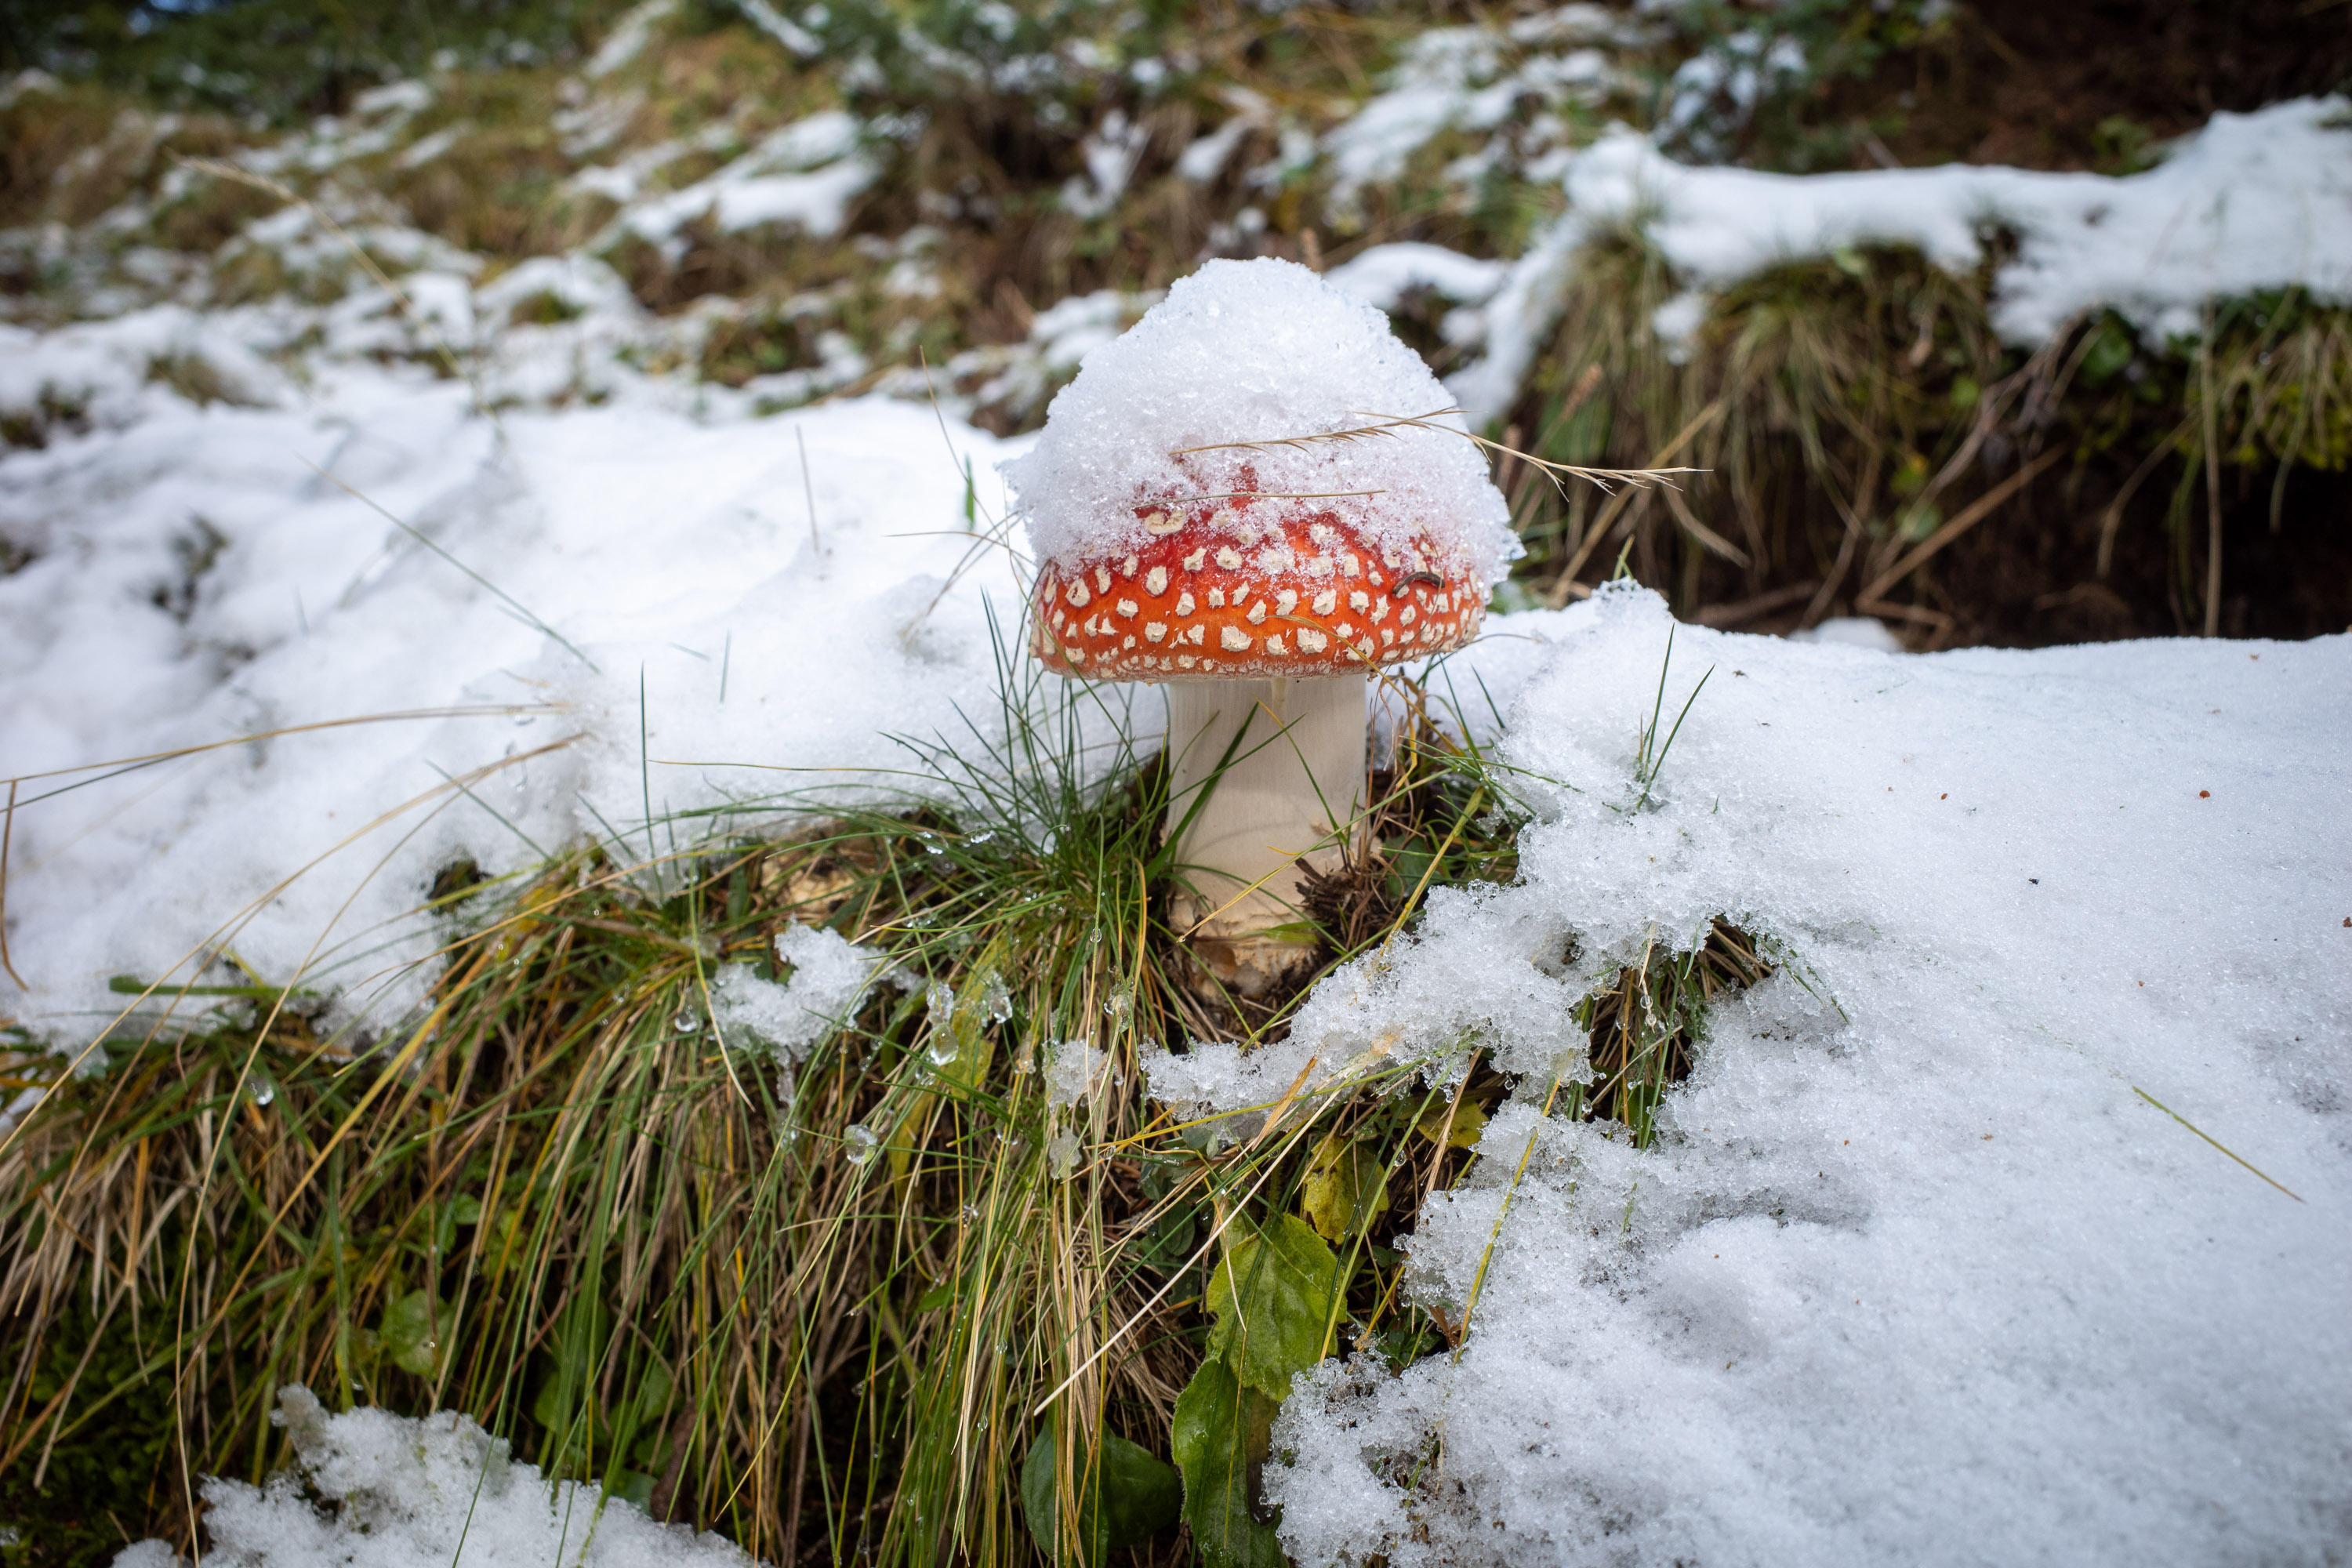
1004,258 -> 1514,996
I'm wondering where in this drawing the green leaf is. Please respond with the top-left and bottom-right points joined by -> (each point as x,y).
2081,318 -> 2135,385
1414,1097 -> 1486,1151
1205,1214 -> 1339,1401
1298,1131 -> 1388,1243
378,1288 -> 453,1378
1020,1423 -> 1182,1566
1171,1359 -> 1286,1568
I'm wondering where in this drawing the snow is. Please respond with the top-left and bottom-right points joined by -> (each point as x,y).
1147,585 -> 2351,1566
136,1385 -> 760,1566
616,111 -> 875,248
710,925 -> 893,1073
1002,257 -> 1517,587
1786,615 -> 1904,652
1454,96 -> 2352,421
0,343 -> 1039,1044
586,0 -> 682,79
1322,12 -> 1628,207
1323,241 -> 1506,314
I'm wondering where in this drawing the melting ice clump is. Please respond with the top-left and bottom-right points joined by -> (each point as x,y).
710,924 -> 887,1068
1001,256 -> 1516,585
1163,586 -> 2350,1566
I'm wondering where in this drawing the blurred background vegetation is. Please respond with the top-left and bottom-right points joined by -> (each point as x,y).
3,0 -> 2349,644
5,0 -> 2351,642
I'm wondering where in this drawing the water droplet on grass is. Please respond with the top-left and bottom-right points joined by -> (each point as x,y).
673,1008 -> 702,1034
844,1123 -> 880,1165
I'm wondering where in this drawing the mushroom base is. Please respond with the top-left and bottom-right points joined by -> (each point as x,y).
1163,676 -> 1367,999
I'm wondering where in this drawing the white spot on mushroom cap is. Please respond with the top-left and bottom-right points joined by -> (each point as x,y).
1221,626 -> 1251,652
1145,622 -> 1167,643
1066,581 -> 1091,608
1174,591 -> 1195,616
1145,564 -> 1168,595
1246,601 -> 1268,625
1215,546 -> 1243,571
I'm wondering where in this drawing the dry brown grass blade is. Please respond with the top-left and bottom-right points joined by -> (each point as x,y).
2201,302 -> 2226,638
2097,414 -> 2198,577
1661,481 -> 1751,568
1547,399 -> 1727,606
1860,445 -> 2066,604
1170,406 -> 1698,499
0,781 -> 23,992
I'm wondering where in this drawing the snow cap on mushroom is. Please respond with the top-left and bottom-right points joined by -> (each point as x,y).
1004,258 -> 1516,678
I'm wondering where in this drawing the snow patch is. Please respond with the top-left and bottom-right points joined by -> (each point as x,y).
118,1385 -> 760,1566
1232,587 -> 2352,1566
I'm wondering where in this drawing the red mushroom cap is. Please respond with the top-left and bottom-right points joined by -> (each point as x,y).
1031,488 -> 1483,680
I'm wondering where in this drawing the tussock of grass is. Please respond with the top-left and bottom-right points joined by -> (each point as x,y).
1508,238 -> 2352,642
0,618 -> 1786,1566
0,645 -> 1445,1559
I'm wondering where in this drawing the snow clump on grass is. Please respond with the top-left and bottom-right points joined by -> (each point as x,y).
120,1385 -> 757,1566
710,924 -> 891,1069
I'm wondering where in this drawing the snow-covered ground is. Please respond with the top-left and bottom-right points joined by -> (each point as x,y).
1225,588 -> 2351,1566
100,579 -> 2352,1566
0,358 -> 1044,1041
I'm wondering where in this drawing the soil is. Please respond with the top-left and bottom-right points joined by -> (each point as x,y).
1806,0 -> 2352,172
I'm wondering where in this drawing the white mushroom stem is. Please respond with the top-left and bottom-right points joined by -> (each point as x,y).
1163,675 -> 1367,996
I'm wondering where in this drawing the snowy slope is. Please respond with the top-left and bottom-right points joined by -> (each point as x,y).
0,358 -> 1048,1041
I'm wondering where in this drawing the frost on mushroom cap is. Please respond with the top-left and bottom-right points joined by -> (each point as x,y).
1001,257 -> 1516,587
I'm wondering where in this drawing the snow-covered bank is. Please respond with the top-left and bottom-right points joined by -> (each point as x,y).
1445,96 -> 2352,420
1154,587 -> 2349,1566
0,372 -> 1055,1040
